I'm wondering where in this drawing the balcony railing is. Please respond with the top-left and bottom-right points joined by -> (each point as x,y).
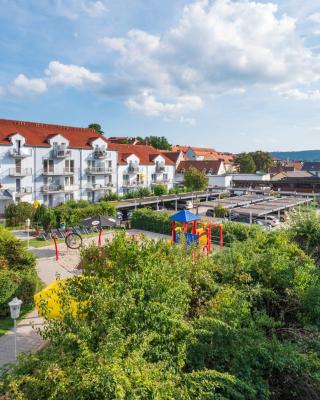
9,168 -> 32,177
93,148 -> 107,159
15,187 -> 32,196
41,184 -> 79,193
151,179 -> 172,185
155,163 -> 166,173
86,166 -> 113,175
87,183 -> 114,191
42,168 -> 74,176
52,146 -> 71,158
123,181 -> 144,188
128,164 -> 140,173
9,148 -> 32,158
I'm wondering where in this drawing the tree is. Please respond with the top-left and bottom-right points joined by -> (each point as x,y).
88,123 -> 104,135
184,166 -> 208,191
251,151 -> 273,172
144,136 -> 172,150
235,153 -> 256,173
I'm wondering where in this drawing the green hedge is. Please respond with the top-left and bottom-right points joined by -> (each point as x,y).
131,208 -> 262,243
0,226 -> 40,316
131,208 -> 173,235
5,202 -> 35,227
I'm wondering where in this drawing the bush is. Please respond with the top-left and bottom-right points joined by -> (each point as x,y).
0,226 -> 39,316
5,202 -> 35,227
131,208 -> 172,234
153,184 -> 168,196
214,204 -> 229,218
3,232 -> 320,398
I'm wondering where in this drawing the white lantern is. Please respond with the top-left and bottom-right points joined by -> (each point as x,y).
8,297 -> 22,320
26,218 -> 30,228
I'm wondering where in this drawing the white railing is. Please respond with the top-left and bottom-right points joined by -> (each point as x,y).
86,166 -> 113,174
9,148 -> 32,158
9,168 -> 32,176
15,187 -> 32,195
42,168 -> 74,175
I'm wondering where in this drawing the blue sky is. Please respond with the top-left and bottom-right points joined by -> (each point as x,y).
1,0 -> 320,152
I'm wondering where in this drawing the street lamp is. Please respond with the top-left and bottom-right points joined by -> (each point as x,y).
8,297 -> 22,361
26,218 -> 30,249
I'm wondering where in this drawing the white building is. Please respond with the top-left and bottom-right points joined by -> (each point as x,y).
175,160 -> 226,186
0,119 -> 117,209
108,143 -> 176,195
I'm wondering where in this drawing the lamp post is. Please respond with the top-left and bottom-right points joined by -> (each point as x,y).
26,218 -> 30,249
8,297 -> 22,361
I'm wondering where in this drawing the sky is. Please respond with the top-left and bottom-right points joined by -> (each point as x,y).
1,0 -> 320,153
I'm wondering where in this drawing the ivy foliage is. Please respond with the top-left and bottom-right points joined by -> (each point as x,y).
2,225 -> 320,399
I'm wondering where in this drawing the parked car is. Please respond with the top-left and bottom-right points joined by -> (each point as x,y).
256,215 -> 280,227
206,209 -> 214,217
177,200 -> 193,210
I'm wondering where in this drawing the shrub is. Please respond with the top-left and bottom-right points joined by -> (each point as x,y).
0,226 -> 39,316
153,184 -> 168,196
5,202 -> 35,227
214,204 -> 229,218
131,208 -> 172,234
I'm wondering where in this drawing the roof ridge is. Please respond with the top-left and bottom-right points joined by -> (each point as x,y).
0,118 -> 94,132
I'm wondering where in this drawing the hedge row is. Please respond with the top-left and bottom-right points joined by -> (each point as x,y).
131,208 -> 262,244
0,226 -> 40,316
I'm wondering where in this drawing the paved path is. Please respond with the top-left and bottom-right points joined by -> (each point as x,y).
0,230 -> 169,368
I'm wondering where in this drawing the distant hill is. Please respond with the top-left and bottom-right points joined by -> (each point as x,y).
272,150 -> 320,161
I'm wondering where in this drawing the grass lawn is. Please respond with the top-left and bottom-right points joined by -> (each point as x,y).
0,303 -> 34,336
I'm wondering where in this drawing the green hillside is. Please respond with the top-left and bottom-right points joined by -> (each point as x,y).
272,150 -> 320,161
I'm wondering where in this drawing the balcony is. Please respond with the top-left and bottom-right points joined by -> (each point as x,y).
42,168 -> 74,176
93,148 -> 107,159
128,163 -> 140,174
52,145 -> 71,158
15,187 -> 32,196
41,184 -> 79,193
123,180 -> 144,188
9,148 -> 32,159
86,166 -> 113,175
87,183 -> 114,191
155,163 -> 166,173
9,168 -> 32,177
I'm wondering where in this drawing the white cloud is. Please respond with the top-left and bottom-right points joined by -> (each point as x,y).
180,116 -> 197,126
45,61 -> 102,87
82,1 -> 108,17
126,92 -> 203,117
12,74 -> 47,94
101,0 -> 320,117
308,13 -> 320,24
279,88 -> 320,100
54,0 -> 108,19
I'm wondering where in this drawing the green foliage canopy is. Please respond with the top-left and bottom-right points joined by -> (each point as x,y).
184,166 -> 208,191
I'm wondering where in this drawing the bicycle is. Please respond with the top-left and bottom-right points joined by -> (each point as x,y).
64,229 -> 83,249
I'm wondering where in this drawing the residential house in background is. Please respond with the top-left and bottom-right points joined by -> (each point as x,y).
302,162 -> 320,177
0,119 -> 117,209
175,159 -> 226,186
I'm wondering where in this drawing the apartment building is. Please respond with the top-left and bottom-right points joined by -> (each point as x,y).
108,143 -> 175,195
0,119 -> 117,209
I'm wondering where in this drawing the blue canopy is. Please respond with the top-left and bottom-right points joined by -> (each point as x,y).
169,209 -> 200,223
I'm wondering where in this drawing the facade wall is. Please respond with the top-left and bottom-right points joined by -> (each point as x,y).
0,135 -> 118,208
117,154 -> 175,195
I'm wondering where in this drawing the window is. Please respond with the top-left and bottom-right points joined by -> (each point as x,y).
65,159 -> 74,173
163,174 -> 168,182
43,159 -> 54,172
151,173 -> 157,183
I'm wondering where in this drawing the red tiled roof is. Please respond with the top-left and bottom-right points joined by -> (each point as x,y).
172,145 -> 190,153
107,143 -> 175,165
161,151 -> 182,164
0,118 -> 108,148
177,160 -> 223,174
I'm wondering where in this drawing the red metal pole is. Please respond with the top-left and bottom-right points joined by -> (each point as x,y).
172,222 -> 176,243
220,225 -> 223,250
207,227 -> 212,253
52,234 -> 59,261
98,227 -> 103,247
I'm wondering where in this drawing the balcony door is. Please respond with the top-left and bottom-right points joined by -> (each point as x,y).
15,159 -> 21,174
65,159 -> 74,173
43,159 -> 54,173
16,178 -> 21,192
